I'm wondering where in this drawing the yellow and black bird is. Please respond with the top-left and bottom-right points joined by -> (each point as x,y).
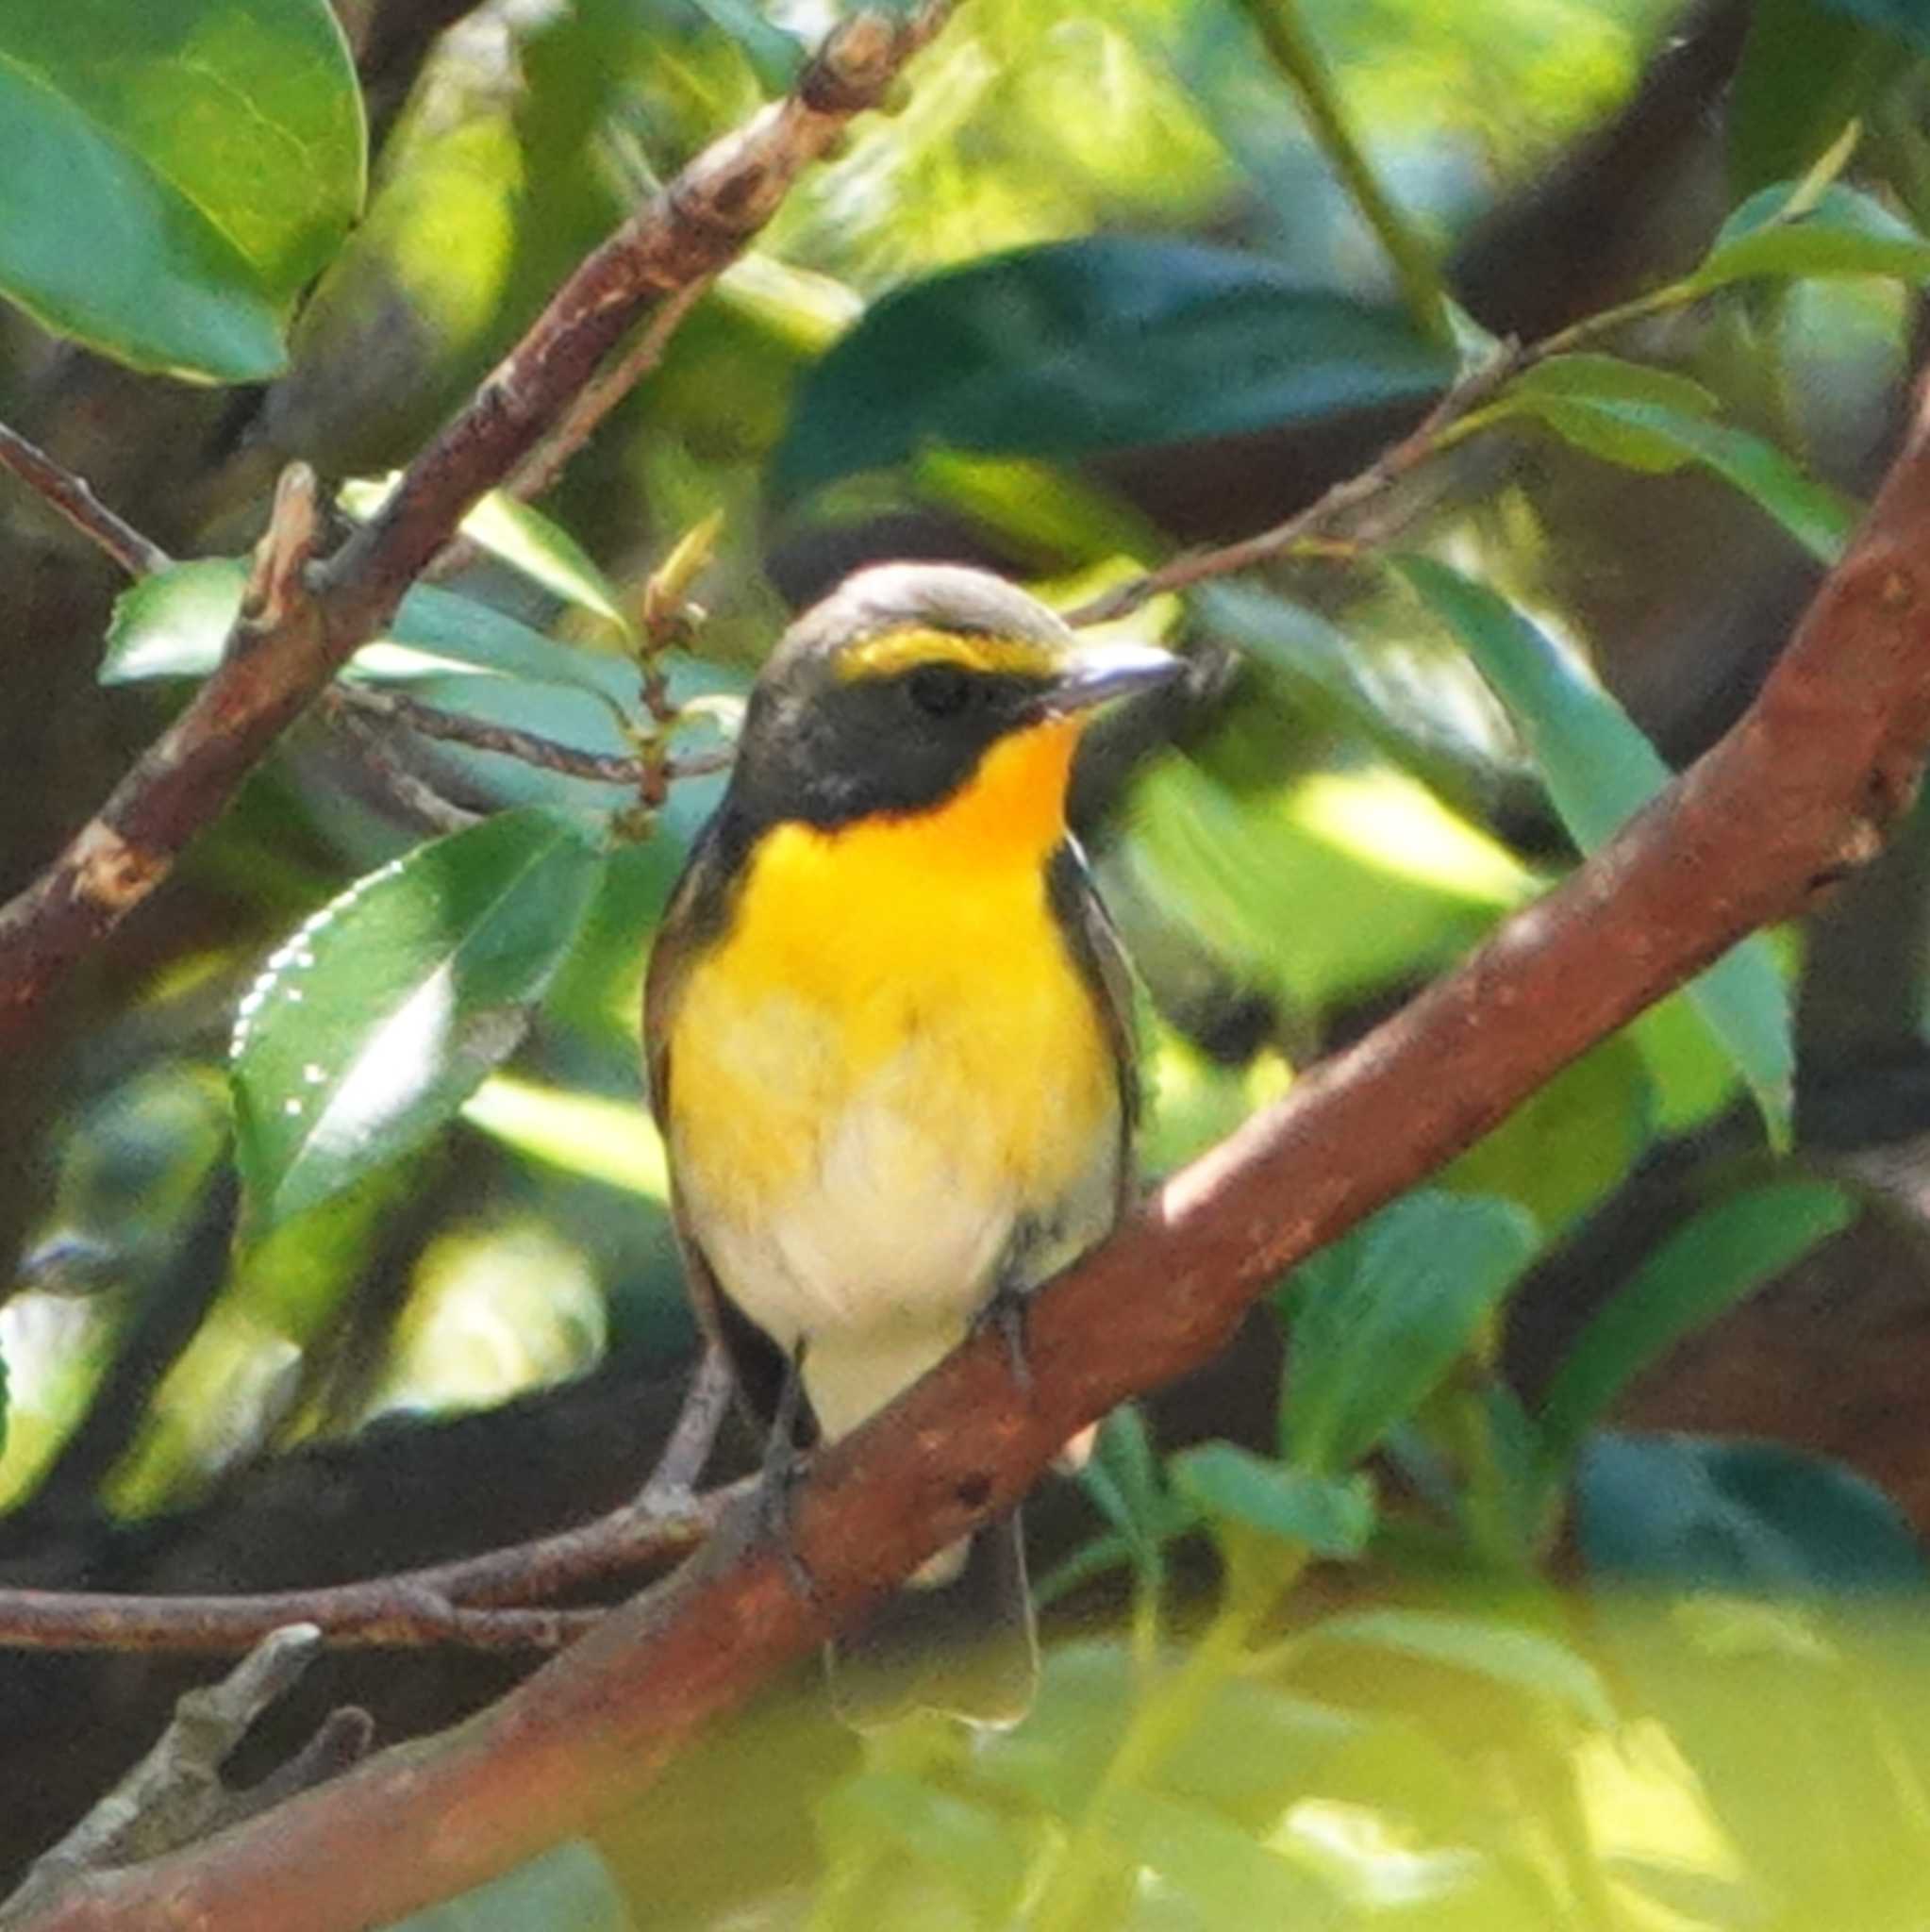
644,563 -> 1177,1725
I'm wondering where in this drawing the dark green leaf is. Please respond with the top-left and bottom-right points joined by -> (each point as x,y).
1728,0 -> 1888,194
378,1841 -> 633,1932
1696,182 -> 1930,291
1393,556 -> 1796,1141
773,238 -> 1455,501
1817,0 -> 1930,49
1594,407 -> 1852,561
1578,1432 -> 1926,1592
1540,1181 -> 1857,1470
0,0 -> 364,380
1171,1444 -> 1376,1558
1306,1607 -> 1616,1726
1280,1191 -> 1538,1474
231,809 -> 605,1229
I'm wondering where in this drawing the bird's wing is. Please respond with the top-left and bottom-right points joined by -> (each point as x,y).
1048,839 -> 1140,1216
643,824 -> 800,1439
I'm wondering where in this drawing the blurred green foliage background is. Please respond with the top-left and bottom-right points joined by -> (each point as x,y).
8,0 -> 1930,1924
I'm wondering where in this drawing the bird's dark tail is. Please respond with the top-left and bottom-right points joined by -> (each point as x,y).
827,1509 -> 1037,1729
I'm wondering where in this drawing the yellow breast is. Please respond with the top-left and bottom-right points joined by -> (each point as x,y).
665,720 -> 1117,1354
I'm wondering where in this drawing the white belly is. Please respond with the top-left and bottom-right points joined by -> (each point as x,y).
677,1031 -> 1117,1441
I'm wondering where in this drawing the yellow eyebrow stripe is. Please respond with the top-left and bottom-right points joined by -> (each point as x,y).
834,625 -> 1059,683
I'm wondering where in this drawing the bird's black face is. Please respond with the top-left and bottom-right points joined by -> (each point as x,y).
721,564 -> 1178,834
730,651 -> 1056,829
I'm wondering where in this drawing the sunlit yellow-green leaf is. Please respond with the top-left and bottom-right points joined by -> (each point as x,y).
461,1075 -> 667,1200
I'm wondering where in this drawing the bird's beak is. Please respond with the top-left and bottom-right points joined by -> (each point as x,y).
1039,641 -> 1183,719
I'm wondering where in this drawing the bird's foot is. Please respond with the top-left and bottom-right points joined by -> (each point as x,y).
973,1281 -> 1034,1399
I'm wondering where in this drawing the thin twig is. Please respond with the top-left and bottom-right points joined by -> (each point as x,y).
1063,341 -> 1528,626
1233,0 -> 1452,345
508,275 -> 717,508
0,1474 -> 740,1652
0,1588 -> 603,1657
0,420 -> 173,579
637,1343 -> 734,1511
329,685 -> 732,788
322,693 -> 482,834
0,1624 -> 323,1926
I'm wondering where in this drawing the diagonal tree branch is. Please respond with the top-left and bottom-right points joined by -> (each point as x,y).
21,373 -> 1930,1932
0,3 -> 951,1052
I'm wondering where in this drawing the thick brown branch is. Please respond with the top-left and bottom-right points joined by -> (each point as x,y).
0,420 -> 173,579
24,379 -> 1930,1932
0,5 -> 948,1050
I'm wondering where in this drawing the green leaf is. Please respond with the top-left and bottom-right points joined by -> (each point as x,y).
1488,356 -> 1719,476
1280,1191 -> 1539,1474
819,1773 -> 1028,1923
1306,1607 -> 1617,1727
1493,389 -> 1858,558
231,809 -> 605,1229
772,238 -> 1456,501
460,1076 -> 667,1200
340,476 -> 634,637
1578,1432 -> 1925,1591
1581,406 -> 1854,561
0,0 -> 364,381
1171,1445 -> 1376,1559
688,0 -> 807,92
1442,1034 -> 1651,1236
1393,556 -> 1796,1142
1123,755 -> 1534,1013
1506,354 -> 1720,414
1080,1403 -> 1190,1561
101,561 -> 251,687
378,1841 -> 633,1932
1694,182 -> 1930,291
103,560 -> 635,704
1539,1180 -> 1857,1471
1195,585 -> 1506,816
1727,0 -> 1887,196
1582,1435 -> 1930,1919
1100,1789 -> 1342,1925
1817,0 -> 1930,50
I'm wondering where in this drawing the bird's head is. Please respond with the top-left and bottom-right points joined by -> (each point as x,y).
726,563 -> 1179,833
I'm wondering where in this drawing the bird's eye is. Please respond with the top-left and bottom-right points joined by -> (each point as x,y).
907,663 -> 974,718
